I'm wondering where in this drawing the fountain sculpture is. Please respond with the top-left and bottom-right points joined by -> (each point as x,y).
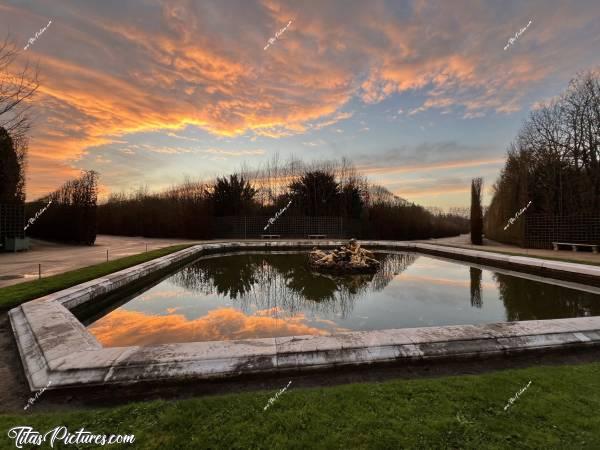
309,239 -> 381,274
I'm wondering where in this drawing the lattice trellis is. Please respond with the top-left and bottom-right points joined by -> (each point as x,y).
0,203 -> 25,243
213,216 -> 361,239
525,214 -> 600,249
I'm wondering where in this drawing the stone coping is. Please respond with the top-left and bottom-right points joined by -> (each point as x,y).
9,240 -> 600,391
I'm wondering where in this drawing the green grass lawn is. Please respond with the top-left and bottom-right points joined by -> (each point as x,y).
0,244 -> 194,311
2,362 -> 599,449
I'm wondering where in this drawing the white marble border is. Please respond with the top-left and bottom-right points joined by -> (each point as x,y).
9,241 -> 600,391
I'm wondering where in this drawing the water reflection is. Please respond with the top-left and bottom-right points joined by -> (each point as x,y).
470,267 -> 483,308
89,307 -> 333,347
87,251 -> 600,347
170,252 -> 418,319
494,273 -> 600,320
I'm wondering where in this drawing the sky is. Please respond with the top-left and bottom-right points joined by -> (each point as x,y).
2,0 -> 599,208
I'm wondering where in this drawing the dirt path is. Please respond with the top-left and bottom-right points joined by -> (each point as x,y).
0,313 -> 31,412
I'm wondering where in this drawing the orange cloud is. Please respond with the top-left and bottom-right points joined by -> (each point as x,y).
88,307 -> 330,347
3,0 -> 596,200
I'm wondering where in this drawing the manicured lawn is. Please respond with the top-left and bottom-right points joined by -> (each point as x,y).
0,244 -> 193,311
2,362 -> 599,449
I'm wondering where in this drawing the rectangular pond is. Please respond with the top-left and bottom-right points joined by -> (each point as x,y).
85,251 -> 600,347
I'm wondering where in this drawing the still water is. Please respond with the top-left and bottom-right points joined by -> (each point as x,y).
87,251 -> 600,347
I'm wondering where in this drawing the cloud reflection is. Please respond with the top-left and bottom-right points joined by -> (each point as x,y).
89,307 -> 331,347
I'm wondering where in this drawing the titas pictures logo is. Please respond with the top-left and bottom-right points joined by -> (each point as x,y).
263,381 -> 292,410
504,20 -> 532,50
503,201 -> 532,231
23,380 -> 52,410
264,199 -> 292,230
24,20 -> 52,50
7,426 -> 135,448
24,199 -> 52,231
503,381 -> 532,411
264,19 -> 293,50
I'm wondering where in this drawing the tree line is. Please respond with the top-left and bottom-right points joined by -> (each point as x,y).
1,33 -> 466,245
485,70 -> 600,244
98,157 -> 469,240
25,171 -> 99,245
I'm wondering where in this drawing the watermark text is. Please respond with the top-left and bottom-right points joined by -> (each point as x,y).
24,20 -> 52,51
504,20 -> 532,50
7,426 -> 135,448
503,380 -> 532,411
263,381 -> 292,410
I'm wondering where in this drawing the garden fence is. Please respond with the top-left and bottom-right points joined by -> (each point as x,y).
0,203 -> 25,247
213,216 -> 361,239
524,214 -> 600,249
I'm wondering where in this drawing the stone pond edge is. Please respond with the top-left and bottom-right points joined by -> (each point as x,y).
8,240 -> 600,391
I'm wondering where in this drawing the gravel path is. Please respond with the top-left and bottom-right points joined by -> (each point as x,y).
0,235 -> 200,288
423,234 -> 600,265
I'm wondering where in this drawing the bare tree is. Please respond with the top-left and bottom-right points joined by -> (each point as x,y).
449,207 -> 470,219
0,34 -> 39,202
0,34 -> 39,141
486,69 -> 600,246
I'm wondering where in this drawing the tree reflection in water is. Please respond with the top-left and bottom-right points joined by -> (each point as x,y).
170,252 -> 418,319
470,267 -> 483,308
494,273 -> 600,321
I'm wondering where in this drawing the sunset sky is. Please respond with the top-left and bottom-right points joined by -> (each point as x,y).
2,0 -> 599,207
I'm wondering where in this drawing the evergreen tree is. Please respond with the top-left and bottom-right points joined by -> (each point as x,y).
471,177 -> 483,245
0,127 -> 23,203
210,174 -> 256,216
